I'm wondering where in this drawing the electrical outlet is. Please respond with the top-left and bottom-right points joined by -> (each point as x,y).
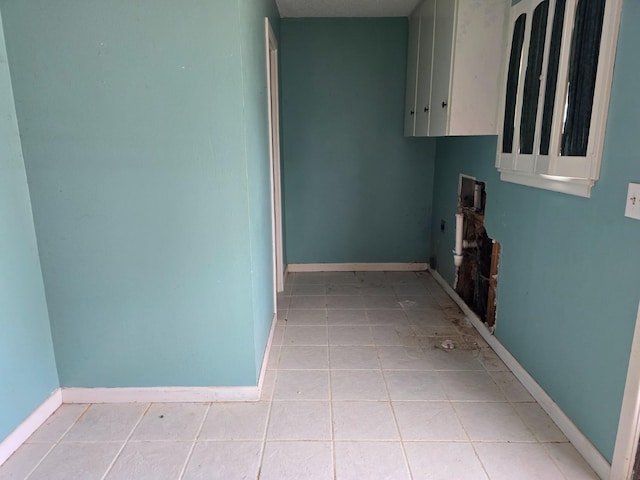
625,183 -> 640,220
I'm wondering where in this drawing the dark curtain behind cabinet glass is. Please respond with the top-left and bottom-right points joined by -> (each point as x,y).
520,0 -> 549,154
502,14 -> 527,154
561,0 -> 606,157
540,0 -> 566,155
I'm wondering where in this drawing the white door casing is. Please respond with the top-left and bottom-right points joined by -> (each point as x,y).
611,302 -> 640,479
265,18 -> 284,298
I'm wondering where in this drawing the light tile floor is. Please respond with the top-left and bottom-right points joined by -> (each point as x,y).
0,271 -> 599,479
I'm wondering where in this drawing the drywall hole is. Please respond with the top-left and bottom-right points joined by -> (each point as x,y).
456,175 -> 500,328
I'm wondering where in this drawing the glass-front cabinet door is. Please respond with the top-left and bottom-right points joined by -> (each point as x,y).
496,0 -> 621,197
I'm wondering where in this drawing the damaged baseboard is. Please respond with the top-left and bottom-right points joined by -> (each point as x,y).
430,269 -> 611,480
0,389 -> 62,466
287,262 -> 429,272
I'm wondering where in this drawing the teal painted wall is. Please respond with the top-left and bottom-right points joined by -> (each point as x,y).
1,0 -> 278,388
280,18 -> 436,264
431,0 -> 640,461
0,9 -> 59,440
237,0 -> 280,376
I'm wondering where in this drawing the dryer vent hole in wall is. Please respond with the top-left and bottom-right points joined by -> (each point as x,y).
456,175 -> 500,328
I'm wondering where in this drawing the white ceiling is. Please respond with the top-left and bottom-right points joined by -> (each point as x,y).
276,0 -> 422,18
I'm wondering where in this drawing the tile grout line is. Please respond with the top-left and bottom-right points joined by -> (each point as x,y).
444,278 -> 551,478
99,402 -> 152,480
23,404 -> 93,480
378,345 -> 415,480
176,402 -> 212,479
469,305 -> 570,476
448,397 -> 493,479
255,378 -> 275,480
423,310 -> 494,480
542,444 -> 573,480
21,443 -> 57,480
255,304 -> 286,479
327,323 -> 337,480
500,374 -> 572,479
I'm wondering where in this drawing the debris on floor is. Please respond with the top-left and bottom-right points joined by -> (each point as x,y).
440,339 -> 455,350
398,300 -> 417,309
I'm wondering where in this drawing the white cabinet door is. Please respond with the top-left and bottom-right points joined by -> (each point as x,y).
428,0 -> 456,137
414,0 -> 436,137
403,14 -> 421,137
448,0 -> 507,136
404,0 -> 506,137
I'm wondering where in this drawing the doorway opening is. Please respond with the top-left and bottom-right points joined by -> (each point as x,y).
455,175 -> 500,329
265,19 -> 284,296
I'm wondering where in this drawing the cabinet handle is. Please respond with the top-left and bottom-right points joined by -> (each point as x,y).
424,106 -> 429,112
441,101 -> 448,108
410,110 -> 415,116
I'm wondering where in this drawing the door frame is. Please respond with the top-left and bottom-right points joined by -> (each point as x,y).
611,302 -> 640,479
265,18 -> 284,298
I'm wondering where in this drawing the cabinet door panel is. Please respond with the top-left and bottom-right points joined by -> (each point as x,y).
414,0 -> 435,136
404,14 -> 421,137
428,0 -> 456,136
450,0 -> 507,137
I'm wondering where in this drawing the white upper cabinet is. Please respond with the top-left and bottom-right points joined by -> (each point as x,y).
496,0 -> 623,197
404,0 -> 507,138
427,0 -> 455,137
404,14 -> 422,136
414,0 -> 435,136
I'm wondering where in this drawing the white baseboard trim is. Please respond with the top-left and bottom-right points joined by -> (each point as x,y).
287,263 -> 428,272
62,386 -> 259,404
0,388 -> 62,466
59,314 -> 281,407
61,315 -> 282,405
430,269 -> 611,480
256,313 -> 278,397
